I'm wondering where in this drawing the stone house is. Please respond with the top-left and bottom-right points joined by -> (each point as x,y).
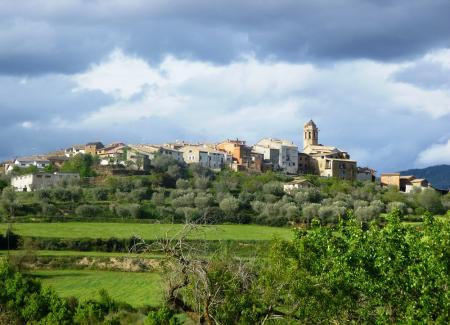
253,138 -> 298,174
85,142 -> 104,156
380,173 -> 432,193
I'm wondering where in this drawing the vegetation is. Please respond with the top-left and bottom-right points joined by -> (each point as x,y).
0,223 -> 293,241
156,211 -> 450,323
30,269 -> 162,307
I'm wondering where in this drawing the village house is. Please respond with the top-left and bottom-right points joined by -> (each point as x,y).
253,138 -> 298,174
216,139 -> 263,172
85,142 -> 104,156
11,172 -> 80,192
357,167 -> 376,182
126,144 -> 184,170
283,178 -> 315,193
97,143 -> 126,166
380,173 -> 432,193
301,120 -> 357,181
64,144 -> 85,157
179,145 -> 227,170
5,156 -> 51,174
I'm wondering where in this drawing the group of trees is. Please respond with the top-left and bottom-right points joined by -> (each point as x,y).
2,157 -> 450,225
155,211 -> 450,324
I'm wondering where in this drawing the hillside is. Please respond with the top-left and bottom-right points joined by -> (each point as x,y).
400,164 -> 450,189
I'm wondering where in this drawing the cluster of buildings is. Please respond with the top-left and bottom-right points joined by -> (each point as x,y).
2,121 -> 381,191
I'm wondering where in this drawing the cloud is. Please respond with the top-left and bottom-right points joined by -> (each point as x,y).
417,139 -> 450,166
2,1 -> 450,75
1,44 -> 450,172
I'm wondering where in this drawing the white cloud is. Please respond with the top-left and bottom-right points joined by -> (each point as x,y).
62,48 -> 450,171
71,49 -> 165,100
416,139 -> 450,166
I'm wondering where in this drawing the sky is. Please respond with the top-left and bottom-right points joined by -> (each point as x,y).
1,0 -> 450,172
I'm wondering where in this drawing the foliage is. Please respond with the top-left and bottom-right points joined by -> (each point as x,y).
60,153 -> 98,178
161,211 -> 450,323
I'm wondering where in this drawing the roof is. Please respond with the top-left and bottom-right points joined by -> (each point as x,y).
287,178 -> 314,185
15,156 -> 50,163
86,142 -> 104,147
304,119 -> 317,128
66,144 -> 85,150
381,173 -> 400,176
180,145 -> 225,155
411,178 -> 427,183
255,138 -> 297,148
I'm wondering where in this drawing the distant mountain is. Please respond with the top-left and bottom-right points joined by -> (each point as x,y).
399,165 -> 450,190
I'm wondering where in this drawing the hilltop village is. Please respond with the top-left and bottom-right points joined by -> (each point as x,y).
2,121 -> 376,189
1,120 -> 438,193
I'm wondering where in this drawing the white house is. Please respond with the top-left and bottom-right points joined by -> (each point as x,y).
179,145 -> 226,170
11,172 -> 80,192
253,138 -> 298,174
64,144 -> 86,157
6,156 -> 51,174
283,179 -> 315,193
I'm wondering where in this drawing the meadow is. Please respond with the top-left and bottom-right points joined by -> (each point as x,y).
0,222 -> 293,241
29,269 -> 162,307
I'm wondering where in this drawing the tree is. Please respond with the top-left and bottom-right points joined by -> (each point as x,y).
1,186 -> 19,218
60,153 -> 97,178
416,188 -> 444,214
219,196 -> 240,217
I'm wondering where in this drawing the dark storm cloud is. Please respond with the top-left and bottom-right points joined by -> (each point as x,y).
1,0 -> 450,75
0,74 -> 112,129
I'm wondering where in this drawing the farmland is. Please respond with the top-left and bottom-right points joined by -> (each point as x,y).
0,222 -> 293,241
29,269 -> 162,307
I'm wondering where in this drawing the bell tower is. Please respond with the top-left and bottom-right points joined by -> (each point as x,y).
303,120 -> 318,149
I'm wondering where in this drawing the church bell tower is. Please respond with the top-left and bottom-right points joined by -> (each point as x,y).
303,120 -> 318,149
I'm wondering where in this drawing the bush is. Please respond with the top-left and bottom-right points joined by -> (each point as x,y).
387,202 -> 407,216
194,193 -> 214,209
219,196 -> 240,217
91,187 -> 109,201
175,179 -> 190,189
75,204 -> 101,218
171,192 -> 195,208
301,203 -> 321,224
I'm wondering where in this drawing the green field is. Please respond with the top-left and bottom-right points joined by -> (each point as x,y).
29,269 -> 162,307
0,223 -> 293,240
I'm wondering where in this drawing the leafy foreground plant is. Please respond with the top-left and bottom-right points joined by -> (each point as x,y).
0,259 -> 174,324
154,211 -> 450,324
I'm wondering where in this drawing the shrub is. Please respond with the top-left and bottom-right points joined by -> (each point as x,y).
171,192 -> 196,208
219,196 -> 240,217
302,203 -> 321,224
92,187 -> 109,201
175,179 -> 190,189
75,204 -> 101,218
387,202 -> 407,216
194,193 -> 214,209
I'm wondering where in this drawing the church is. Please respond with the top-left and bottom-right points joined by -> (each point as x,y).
299,120 -> 357,180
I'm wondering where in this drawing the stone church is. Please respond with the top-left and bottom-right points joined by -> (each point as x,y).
299,120 -> 357,180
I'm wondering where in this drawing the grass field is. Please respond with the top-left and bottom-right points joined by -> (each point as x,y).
29,269 -> 162,307
0,223 -> 293,240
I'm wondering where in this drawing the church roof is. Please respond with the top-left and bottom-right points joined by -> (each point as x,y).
304,119 -> 317,128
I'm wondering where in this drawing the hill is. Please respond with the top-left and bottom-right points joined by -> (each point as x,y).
399,164 -> 450,190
